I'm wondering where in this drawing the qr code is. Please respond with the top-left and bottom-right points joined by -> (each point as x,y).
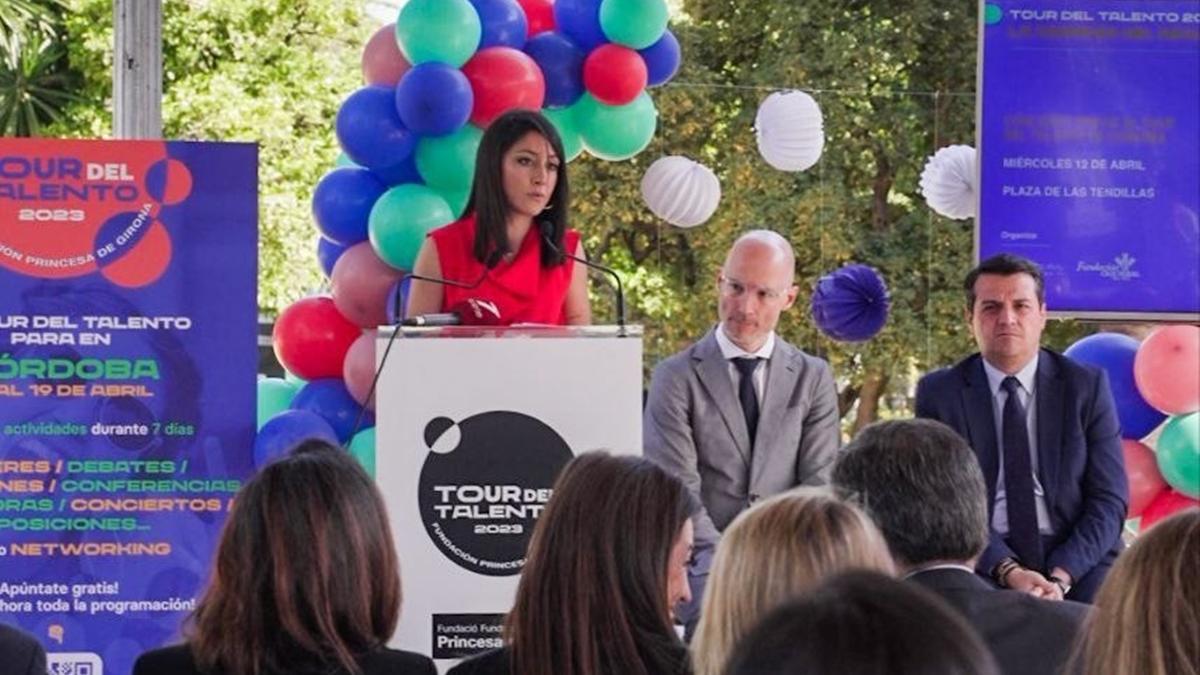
47,653 -> 102,675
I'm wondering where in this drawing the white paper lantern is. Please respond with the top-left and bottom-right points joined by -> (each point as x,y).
640,155 -> 722,228
919,145 -> 977,220
754,90 -> 825,172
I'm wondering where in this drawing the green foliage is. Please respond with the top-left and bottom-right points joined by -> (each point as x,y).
0,0 -> 76,136
51,0 -> 372,313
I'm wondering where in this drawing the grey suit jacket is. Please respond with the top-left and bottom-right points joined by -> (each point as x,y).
643,328 -> 841,554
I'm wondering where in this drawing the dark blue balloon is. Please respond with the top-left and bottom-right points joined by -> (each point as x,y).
553,0 -> 607,52
1065,333 -> 1166,439
312,167 -> 386,245
524,32 -> 586,107
810,264 -> 891,342
291,378 -> 374,444
471,0 -> 528,49
254,410 -> 338,469
336,85 -> 418,170
395,63 -> 474,137
640,29 -> 681,86
371,153 -> 423,186
386,276 -> 414,324
316,237 -> 349,278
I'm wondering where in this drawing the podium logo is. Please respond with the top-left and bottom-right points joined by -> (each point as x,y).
418,411 -> 573,576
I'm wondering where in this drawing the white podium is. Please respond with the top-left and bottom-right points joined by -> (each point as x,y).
373,325 -> 643,670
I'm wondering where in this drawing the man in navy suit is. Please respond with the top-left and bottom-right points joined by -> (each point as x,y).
915,254 -> 1126,603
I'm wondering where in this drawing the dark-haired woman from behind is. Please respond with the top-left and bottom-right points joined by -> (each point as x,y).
448,451 -> 697,675
132,440 -> 434,675
405,108 -> 590,325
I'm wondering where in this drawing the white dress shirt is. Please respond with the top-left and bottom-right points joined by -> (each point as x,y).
715,324 -> 773,404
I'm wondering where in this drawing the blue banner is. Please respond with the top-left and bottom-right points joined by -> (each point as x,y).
978,1 -> 1200,317
0,139 -> 257,674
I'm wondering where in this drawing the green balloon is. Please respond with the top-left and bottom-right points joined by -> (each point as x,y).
395,0 -> 481,68
283,370 -> 307,388
1157,412 -> 1199,498
543,106 -> 584,162
257,377 -> 300,430
349,427 -> 376,478
437,186 -> 472,218
335,152 -> 357,168
416,124 -> 483,191
575,92 -> 658,161
599,0 -> 668,49
369,184 -> 454,271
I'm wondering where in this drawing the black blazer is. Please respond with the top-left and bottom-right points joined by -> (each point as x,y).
0,624 -> 46,675
446,648 -> 510,675
132,644 -> 436,675
909,568 -> 1089,675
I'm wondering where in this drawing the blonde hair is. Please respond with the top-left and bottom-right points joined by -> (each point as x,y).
691,488 -> 895,675
1075,509 -> 1199,675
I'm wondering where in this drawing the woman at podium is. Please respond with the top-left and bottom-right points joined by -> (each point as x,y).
406,110 -> 591,326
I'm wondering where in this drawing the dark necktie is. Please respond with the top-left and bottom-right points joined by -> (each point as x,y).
1001,376 -> 1044,571
733,358 -> 760,446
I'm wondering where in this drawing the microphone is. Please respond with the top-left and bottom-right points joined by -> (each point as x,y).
350,249 -> 505,442
403,298 -> 506,326
538,220 -> 626,330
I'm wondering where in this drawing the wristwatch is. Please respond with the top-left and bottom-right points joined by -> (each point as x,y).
1048,574 -> 1071,596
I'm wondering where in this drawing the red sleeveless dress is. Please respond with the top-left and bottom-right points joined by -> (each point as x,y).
430,214 -> 580,325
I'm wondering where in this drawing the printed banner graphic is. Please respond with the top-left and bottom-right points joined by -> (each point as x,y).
978,0 -> 1200,316
0,139 -> 257,675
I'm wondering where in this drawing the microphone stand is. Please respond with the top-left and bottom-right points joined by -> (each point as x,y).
538,220 -> 627,336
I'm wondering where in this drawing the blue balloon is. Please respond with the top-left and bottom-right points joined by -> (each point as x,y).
1065,333 -> 1167,439
471,0 -> 528,49
336,85 -> 418,170
524,32 -> 587,107
395,63 -> 474,137
291,378 -> 374,444
554,0 -> 607,52
317,237 -> 349,278
386,276 -> 414,324
311,167 -> 387,245
371,153 -> 423,186
640,28 -> 680,86
254,410 -> 338,469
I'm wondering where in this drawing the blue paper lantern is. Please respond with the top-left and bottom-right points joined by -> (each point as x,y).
810,264 -> 891,342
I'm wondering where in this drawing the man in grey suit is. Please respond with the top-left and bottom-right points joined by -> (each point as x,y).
643,230 -> 840,631
832,418 -> 1088,675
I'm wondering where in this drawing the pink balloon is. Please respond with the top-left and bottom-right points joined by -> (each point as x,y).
343,333 -> 378,409
1123,438 -> 1168,517
362,23 -> 411,86
1140,489 -> 1199,530
331,242 -> 404,328
1134,325 -> 1200,415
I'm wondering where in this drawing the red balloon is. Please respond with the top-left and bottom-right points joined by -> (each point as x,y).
342,333 -> 378,409
1123,438 -> 1169,517
331,242 -> 403,328
1140,489 -> 1199,530
583,44 -> 648,106
517,0 -> 555,36
1135,325 -> 1200,415
272,296 -> 362,380
462,47 -> 546,127
362,23 -> 411,86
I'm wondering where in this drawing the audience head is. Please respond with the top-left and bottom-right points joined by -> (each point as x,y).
506,450 -> 697,675
717,229 -> 799,353
189,440 -> 400,675
692,488 -> 895,675
832,418 -> 989,570
469,108 -> 569,266
725,571 -> 1000,675
963,253 -> 1047,373
1074,509 -> 1199,675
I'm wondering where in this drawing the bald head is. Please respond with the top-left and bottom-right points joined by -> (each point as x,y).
718,229 -> 799,352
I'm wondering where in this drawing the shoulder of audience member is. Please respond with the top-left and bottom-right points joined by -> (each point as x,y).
445,647 -> 510,675
131,644 -> 197,675
361,647 -> 438,675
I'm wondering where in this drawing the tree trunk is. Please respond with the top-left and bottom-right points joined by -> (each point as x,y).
852,369 -> 889,433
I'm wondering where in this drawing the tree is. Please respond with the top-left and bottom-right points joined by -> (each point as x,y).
0,0 -> 78,136
50,0 -> 372,313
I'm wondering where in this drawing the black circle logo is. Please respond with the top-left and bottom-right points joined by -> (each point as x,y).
417,411 -> 574,576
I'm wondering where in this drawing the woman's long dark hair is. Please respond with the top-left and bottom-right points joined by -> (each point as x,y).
505,451 -> 695,675
467,109 -> 570,267
188,441 -> 401,675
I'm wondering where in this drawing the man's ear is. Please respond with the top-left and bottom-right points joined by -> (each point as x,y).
783,285 -> 799,310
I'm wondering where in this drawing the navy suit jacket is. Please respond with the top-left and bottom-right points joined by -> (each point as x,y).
915,348 -> 1127,580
